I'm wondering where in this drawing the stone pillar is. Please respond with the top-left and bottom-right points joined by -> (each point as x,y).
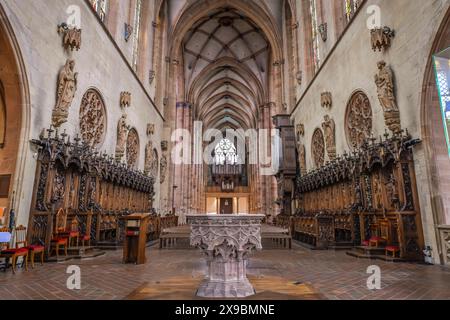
187,214 -> 264,298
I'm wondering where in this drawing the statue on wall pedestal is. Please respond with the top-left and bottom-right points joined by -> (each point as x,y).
322,115 -> 336,161
115,114 -> 130,161
297,143 -> 307,176
160,154 -> 168,184
375,61 -> 401,134
52,59 -> 78,128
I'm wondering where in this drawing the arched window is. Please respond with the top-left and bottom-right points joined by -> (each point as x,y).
434,50 -> 450,156
214,139 -> 238,165
132,0 -> 143,71
309,0 -> 320,73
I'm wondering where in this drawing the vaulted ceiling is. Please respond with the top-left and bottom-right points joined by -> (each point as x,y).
182,7 -> 271,131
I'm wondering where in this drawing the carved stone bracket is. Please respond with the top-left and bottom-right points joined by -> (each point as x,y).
321,92 -> 332,110
147,123 -> 155,136
187,214 -> 264,298
120,92 -> 131,109
296,124 -> 305,141
371,27 -> 395,52
318,23 -> 328,42
57,23 -> 81,51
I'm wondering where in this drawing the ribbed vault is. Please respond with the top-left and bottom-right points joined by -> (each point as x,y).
182,7 -> 271,131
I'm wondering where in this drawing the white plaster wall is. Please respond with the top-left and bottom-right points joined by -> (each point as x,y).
291,0 -> 450,263
1,0 -> 164,227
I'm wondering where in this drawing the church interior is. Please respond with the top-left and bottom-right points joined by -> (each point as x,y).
0,0 -> 450,301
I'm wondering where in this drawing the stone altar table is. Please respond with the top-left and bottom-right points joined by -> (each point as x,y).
187,214 -> 265,298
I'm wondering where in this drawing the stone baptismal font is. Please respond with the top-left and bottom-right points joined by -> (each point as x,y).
187,214 -> 265,298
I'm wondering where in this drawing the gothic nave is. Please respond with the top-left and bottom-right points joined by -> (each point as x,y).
0,0 -> 449,306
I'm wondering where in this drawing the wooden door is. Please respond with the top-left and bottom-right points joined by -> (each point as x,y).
220,198 -> 233,214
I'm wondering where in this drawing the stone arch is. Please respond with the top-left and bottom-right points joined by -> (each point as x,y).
0,4 -> 31,227
420,7 -> 450,228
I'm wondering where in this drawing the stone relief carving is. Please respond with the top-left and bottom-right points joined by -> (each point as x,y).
147,124 -> 155,136
52,59 -> 78,128
79,89 -> 106,147
126,128 -> 139,167
345,91 -> 373,149
161,140 -> 169,152
144,142 -> 159,179
187,214 -> 264,298
312,128 -> 325,168
149,70 -> 156,85
124,23 -> 133,42
57,23 -> 81,51
296,124 -> 305,141
321,92 -> 332,110
322,115 -> 336,161
120,92 -> 131,109
160,154 -> 168,184
115,114 -> 131,161
371,27 -> 395,52
375,61 -> 401,133
296,71 -> 302,86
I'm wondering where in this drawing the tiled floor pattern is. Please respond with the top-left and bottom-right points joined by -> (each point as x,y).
0,242 -> 449,300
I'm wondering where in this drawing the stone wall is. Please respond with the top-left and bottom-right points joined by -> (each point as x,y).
291,0 -> 450,264
0,0 -> 164,226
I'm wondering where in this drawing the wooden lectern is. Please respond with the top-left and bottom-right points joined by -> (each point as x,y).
122,213 -> 150,265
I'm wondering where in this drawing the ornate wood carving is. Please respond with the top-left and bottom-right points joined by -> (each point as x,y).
322,115 -> 336,160
293,130 -> 424,260
29,127 -> 156,253
375,61 -> 401,134
57,23 -> 81,51
345,91 -> 373,149
312,128 -> 325,168
318,23 -> 328,42
126,128 -> 140,168
371,27 -> 395,52
79,89 -> 106,147
52,59 -> 78,128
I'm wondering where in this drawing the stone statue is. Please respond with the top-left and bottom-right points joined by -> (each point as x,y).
144,141 -> 158,179
375,61 -> 401,133
160,154 -> 168,184
322,115 -> 336,160
115,114 -> 130,161
52,59 -> 78,128
298,143 -> 307,176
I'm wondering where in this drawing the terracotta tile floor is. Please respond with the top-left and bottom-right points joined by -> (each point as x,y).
0,243 -> 449,300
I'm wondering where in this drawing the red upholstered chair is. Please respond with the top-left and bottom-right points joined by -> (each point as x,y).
386,245 -> 400,258
50,208 -> 69,258
0,226 -> 29,274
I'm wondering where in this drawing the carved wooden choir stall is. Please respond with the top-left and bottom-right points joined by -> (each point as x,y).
291,131 -> 424,261
27,127 -> 156,258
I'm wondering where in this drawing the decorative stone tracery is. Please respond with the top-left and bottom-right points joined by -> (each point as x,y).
126,128 -> 140,168
312,128 -> 325,168
345,91 -> 373,149
79,89 -> 106,147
